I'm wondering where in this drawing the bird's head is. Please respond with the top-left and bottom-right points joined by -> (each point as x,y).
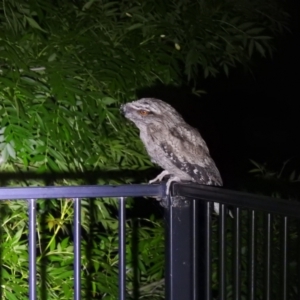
121,98 -> 184,129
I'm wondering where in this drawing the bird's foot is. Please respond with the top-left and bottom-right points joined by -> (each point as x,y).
149,171 -> 181,195
165,176 -> 181,195
149,170 -> 170,184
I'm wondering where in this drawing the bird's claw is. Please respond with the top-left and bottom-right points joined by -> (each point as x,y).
149,170 -> 170,184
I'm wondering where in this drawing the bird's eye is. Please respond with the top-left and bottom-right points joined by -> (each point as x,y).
138,110 -> 149,116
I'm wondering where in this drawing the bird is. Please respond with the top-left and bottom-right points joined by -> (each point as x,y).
121,98 -> 224,215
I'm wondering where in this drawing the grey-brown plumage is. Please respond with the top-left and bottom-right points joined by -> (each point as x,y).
120,98 -> 223,206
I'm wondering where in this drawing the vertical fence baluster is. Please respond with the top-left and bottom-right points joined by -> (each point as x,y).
298,221 -> 300,298
281,216 -> 288,300
74,198 -> 81,300
192,199 -> 199,300
205,202 -> 212,300
248,210 -> 256,300
28,198 -> 37,300
264,213 -> 272,300
218,203 -> 227,300
233,207 -> 241,300
118,197 -> 126,300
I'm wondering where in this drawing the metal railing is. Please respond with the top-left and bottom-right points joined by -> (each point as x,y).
169,183 -> 300,300
1,182 -> 300,300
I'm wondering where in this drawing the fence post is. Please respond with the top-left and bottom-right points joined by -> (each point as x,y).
164,193 -> 208,300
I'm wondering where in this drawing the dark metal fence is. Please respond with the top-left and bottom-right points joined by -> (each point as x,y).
1,182 -> 300,300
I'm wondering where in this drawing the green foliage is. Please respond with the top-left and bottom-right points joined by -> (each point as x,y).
0,0 -> 288,171
0,198 -> 164,299
250,159 -> 300,183
0,0 -> 289,299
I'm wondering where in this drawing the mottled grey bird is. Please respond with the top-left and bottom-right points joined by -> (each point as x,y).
121,98 -> 223,214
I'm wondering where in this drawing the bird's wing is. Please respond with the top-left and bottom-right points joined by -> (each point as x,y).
158,126 -> 223,186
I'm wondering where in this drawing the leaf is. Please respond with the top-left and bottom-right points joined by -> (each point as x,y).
50,238 -> 57,252
238,22 -> 255,30
175,43 -> 181,50
204,67 -> 209,78
2,143 -> 16,159
48,53 -> 57,62
102,97 -> 117,105
223,64 -> 229,76
5,290 -> 19,300
31,155 -> 47,163
12,228 -> 24,243
255,41 -> 266,57
289,170 -> 296,181
24,16 -> 47,33
248,39 -> 254,57
47,156 -> 60,171
246,28 -> 265,35
127,23 -> 143,31
82,0 -> 95,11
20,76 -> 38,85
47,147 -> 66,162
253,36 -> 273,40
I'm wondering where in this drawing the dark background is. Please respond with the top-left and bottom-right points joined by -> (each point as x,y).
139,0 -> 300,194
201,0 -> 300,189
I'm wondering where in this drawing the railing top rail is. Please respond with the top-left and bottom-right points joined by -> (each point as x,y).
0,184 -> 166,200
172,183 -> 300,218
1,182 -> 299,218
